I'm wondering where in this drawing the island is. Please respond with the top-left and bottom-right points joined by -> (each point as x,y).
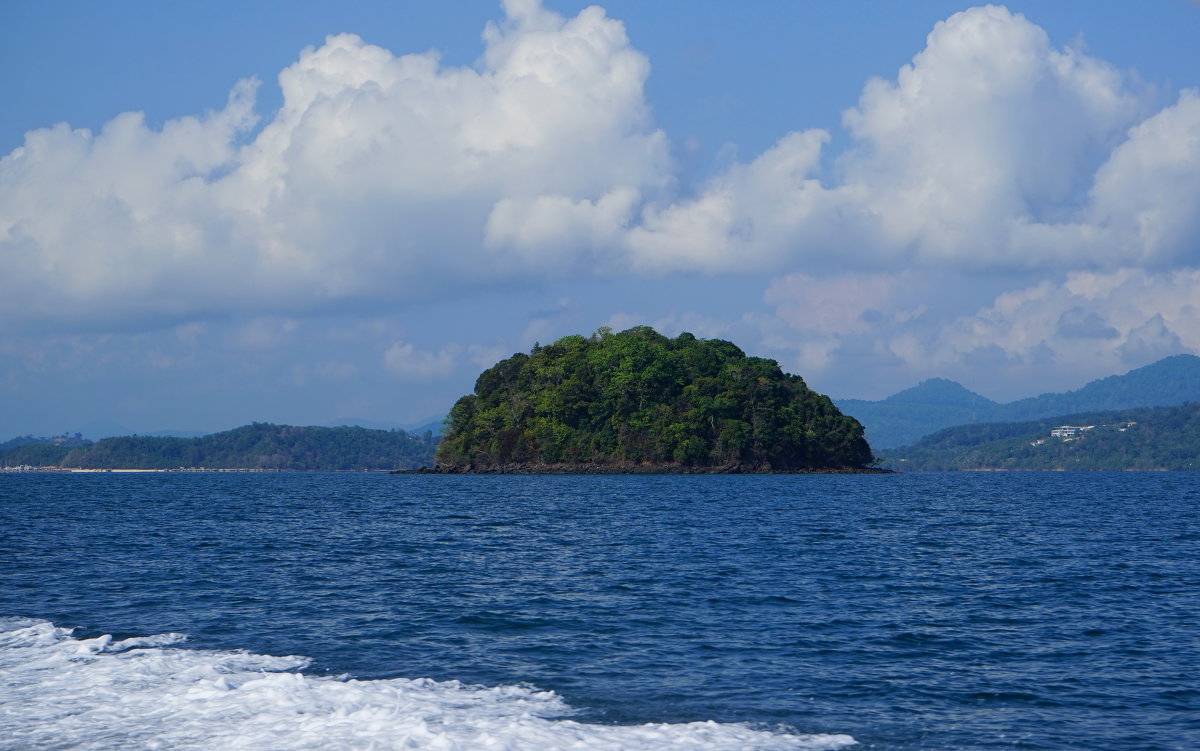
429,326 -> 876,473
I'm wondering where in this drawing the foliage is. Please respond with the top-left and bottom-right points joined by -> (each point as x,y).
0,432 -> 90,452
881,403 -> 1200,471
0,443 -> 74,467
2,424 -> 436,470
0,433 -> 92,467
437,326 -> 872,470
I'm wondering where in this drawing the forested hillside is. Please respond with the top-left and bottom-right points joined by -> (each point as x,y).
882,403 -> 1200,471
1,424 -> 436,470
436,326 -> 873,472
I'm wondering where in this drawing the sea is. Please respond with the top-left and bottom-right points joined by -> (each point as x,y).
1,472 -> 1196,751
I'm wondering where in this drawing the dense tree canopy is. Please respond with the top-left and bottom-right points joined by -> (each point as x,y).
436,327 -> 873,471
1,424 -> 436,470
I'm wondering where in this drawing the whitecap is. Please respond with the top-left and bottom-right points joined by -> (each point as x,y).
0,617 -> 856,750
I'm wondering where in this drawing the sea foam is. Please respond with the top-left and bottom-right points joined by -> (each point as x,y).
0,618 -> 855,750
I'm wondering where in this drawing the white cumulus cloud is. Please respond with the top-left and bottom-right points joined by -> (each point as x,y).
613,3 -> 1200,398
3,0 -> 1200,398
0,0 -> 668,330
764,272 -> 919,335
623,6 -> 1200,277
897,267 -> 1200,378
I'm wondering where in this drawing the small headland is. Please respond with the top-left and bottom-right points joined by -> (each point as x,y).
427,326 -> 879,475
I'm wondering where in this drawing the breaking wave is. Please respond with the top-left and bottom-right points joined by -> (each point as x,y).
0,618 -> 855,751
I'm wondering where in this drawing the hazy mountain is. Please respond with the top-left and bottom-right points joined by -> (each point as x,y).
64,421 -> 210,440
992,355 -> 1200,421
837,354 -> 1200,449
404,418 -> 445,436
836,378 -> 998,449
144,430 -> 209,438
328,416 -> 444,435
72,420 -> 135,440
327,417 -> 405,431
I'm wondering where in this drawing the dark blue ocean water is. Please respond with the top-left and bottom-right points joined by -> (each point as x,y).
1,472 -> 1197,750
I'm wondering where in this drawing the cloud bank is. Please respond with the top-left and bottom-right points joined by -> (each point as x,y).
627,5 -> 1200,274
1,0 -> 668,328
2,1 -> 1197,399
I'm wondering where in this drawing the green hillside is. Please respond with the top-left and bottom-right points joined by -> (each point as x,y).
1,424 -> 436,470
881,403 -> 1200,471
436,326 -> 873,472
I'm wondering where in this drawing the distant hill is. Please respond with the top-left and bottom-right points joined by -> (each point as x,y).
73,420 -> 135,440
0,423 -> 436,470
836,354 -> 1200,448
66,422 -> 207,440
836,379 -> 997,448
328,417 -> 445,436
880,403 -> 1200,471
327,417 -> 403,431
144,429 -> 209,438
404,418 -> 446,437
991,355 -> 1200,421
0,433 -> 90,453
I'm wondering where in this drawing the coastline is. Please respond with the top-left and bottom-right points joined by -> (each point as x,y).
4,464 -> 891,474
0,467 -> 387,473
395,462 -> 892,475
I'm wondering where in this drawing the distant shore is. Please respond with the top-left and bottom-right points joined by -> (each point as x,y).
4,464 -> 891,474
0,467 -> 392,473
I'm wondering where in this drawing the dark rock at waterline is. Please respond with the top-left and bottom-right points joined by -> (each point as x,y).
394,461 -> 891,475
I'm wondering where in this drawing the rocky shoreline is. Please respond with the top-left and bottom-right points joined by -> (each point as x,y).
393,461 -> 891,475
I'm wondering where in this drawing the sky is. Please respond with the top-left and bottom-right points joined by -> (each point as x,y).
2,0 -> 1199,437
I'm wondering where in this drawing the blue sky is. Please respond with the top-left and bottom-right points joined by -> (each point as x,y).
2,0 -> 1199,437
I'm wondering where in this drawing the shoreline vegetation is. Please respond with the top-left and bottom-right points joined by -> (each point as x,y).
0,467 -> 395,473
398,462 -> 890,474
0,424 -> 436,472
435,326 -> 875,474
881,402 -> 1200,471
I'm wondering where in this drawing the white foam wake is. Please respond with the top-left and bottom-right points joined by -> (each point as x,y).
0,618 -> 855,751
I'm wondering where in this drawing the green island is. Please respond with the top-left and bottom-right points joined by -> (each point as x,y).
431,326 -> 875,473
881,403 -> 1200,471
0,423 -> 436,471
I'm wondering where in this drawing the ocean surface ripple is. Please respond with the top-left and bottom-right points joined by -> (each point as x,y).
1,472 -> 1197,750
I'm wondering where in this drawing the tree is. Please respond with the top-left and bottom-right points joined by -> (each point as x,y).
437,327 -> 872,471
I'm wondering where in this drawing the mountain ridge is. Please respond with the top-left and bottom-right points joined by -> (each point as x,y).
875,378 -> 998,408
880,402 -> 1200,471
0,423 -> 436,471
836,354 -> 1200,448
